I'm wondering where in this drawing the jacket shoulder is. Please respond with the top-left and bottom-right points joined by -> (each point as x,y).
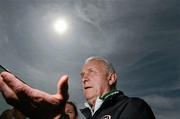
120,97 -> 156,119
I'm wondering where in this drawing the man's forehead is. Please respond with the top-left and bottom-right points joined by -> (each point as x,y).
82,60 -> 102,68
81,60 -> 107,73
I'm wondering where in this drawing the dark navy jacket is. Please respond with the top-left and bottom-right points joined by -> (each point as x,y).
80,90 -> 155,119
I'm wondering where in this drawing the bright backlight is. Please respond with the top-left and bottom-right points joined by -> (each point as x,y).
53,18 -> 68,34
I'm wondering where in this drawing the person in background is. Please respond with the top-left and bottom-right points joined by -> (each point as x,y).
0,56 -> 156,119
0,108 -> 26,119
65,101 -> 78,119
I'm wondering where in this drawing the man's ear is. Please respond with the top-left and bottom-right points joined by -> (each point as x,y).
108,72 -> 117,86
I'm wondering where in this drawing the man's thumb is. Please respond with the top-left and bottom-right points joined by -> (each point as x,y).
57,75 -> 69,100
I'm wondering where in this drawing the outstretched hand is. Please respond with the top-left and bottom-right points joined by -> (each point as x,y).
0,72 -> 69,119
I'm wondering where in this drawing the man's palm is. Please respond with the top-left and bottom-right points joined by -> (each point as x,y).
0,72 -> 69,119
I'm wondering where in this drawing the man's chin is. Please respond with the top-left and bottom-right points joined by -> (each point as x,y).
84,95 -> 97,105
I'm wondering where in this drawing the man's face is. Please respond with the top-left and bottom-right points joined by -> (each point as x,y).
81,60 -> 111,105
65,103 -> 77,119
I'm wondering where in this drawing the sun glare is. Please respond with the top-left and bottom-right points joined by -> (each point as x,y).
53,18 -> 68,34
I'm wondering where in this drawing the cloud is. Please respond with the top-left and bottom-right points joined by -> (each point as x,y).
142,95 -> 180,119
143,95 -> 178,110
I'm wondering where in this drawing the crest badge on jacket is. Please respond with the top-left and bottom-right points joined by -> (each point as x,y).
101,115 -> 111,119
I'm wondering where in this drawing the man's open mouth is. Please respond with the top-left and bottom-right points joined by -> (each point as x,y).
84,87 -> 92,89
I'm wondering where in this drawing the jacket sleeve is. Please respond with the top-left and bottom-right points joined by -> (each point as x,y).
119,98 -> 156,119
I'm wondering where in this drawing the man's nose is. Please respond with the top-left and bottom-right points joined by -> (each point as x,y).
82,73 -> 89,82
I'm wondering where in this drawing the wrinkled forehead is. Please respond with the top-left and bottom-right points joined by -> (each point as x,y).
82,59 -> 107,71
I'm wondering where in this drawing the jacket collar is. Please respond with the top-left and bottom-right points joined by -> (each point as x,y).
81,90 -> 122,118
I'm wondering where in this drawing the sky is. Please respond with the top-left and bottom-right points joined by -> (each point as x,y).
0,0 -> 180,118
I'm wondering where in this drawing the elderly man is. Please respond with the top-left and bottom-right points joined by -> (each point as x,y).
0,57 -> 155,119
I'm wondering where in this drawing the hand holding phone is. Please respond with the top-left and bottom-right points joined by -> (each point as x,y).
0,65 -> 69,119
0,65 -> 27,84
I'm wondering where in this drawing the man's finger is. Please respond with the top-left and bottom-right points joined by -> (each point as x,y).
57,75 -> 69,100
0,76 -> 18,101
0,72 -> 26,93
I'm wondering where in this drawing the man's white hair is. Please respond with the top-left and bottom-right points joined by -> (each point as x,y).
84,56 -> 116,74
